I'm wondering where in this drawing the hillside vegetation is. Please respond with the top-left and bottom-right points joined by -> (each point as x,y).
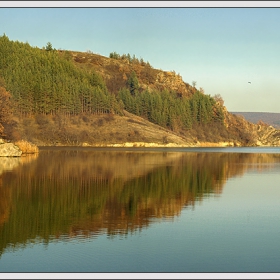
0,34 -> 279,147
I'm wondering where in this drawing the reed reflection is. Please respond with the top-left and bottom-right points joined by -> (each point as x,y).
0,149 -> 280,256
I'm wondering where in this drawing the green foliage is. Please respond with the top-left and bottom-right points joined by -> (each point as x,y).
0,86 -> 12,136
118,87 -> 223,131
109,51 -> 120,59
109,51 -> 152,67
0,35 -> 122,116
127,71 -> 139,95
0,34 -> 225,138
45,42 -> 53,51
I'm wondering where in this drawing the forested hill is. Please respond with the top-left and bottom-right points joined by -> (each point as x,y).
0,34 -> 223,124
0,34 -> 279,146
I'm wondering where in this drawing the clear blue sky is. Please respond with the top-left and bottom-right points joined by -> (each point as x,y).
1,3 -> 280,112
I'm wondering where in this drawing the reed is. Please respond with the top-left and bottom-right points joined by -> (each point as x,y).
15,140 -> 39,154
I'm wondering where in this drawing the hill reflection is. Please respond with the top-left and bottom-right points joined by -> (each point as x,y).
0,148 -> 280,255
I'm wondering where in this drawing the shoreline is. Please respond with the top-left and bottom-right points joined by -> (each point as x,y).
38,141 -> 233,148
37,141 -> 279,148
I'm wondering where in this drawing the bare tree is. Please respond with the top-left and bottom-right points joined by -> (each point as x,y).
192,81 -> 197,87
213,94 -> 224,106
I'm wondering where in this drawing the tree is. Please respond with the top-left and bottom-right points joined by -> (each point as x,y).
213,94 -> 224,106
45,42 -> 53,51
0,87 -> 12,137
109,52 -> 119,59
127,71 -> 139,95
0,77 -> 6,88
89,71 -> 107,91
199,87 -> 205,94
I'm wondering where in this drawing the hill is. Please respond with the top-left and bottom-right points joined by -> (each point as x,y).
231,112 -> 280,129
0,34 -> 280,147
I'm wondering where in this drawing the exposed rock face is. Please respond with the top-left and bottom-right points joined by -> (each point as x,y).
256,125 -> 280,146
155,71 -> 189,96
0,141 -> 22,157
224,110 -> 280,146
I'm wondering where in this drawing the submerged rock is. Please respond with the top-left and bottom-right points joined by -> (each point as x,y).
0,142 -> 22,157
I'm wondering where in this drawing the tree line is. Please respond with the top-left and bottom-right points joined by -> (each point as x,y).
109,51 -> 152,67
0,34 -> 123,117
118,71 -> 224,131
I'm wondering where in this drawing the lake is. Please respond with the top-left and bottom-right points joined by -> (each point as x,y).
0,146 -> 280,274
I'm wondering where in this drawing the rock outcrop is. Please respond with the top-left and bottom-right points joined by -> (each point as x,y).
224,110 -> 280,146
0,139 -> 22,157
256,125 -> 280,146
155,71 -> 189,96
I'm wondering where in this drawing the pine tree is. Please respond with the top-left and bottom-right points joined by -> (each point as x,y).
45,42 -> 53,51
127,71 -> 139,95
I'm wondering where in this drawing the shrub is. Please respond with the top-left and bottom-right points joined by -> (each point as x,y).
104,113 -> 115,122
35,114 -> 49,126
97,118 -> 104,127
82,115 -> 90,123
15,140 -> 39,154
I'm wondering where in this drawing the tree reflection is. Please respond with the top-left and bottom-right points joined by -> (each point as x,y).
0,149 -> 280,255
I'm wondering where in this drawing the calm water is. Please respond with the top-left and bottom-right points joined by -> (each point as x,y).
0,146 -> 280,273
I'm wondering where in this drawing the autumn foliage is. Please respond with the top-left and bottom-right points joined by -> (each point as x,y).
14,140 -> 39,154
0,86 -> 12,137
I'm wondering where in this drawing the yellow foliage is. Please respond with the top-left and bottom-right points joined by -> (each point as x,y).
15,140 -> 39,154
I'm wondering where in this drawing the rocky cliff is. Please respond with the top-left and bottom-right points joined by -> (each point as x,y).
256,125 -> 280,146
224,108 -> 280,146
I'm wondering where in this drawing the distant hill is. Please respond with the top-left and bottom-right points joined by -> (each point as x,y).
231,112 -> 280,129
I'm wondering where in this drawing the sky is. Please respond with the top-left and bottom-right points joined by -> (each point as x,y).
1,2 -> 280,113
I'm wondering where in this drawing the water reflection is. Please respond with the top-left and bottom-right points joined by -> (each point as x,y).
0,153 -> 38,176
0,154 -> 38,227
0,148 -> 280,256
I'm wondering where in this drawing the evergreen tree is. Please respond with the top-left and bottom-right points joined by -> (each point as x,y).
127,71 -> 139,95
45,42 -> 53,51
